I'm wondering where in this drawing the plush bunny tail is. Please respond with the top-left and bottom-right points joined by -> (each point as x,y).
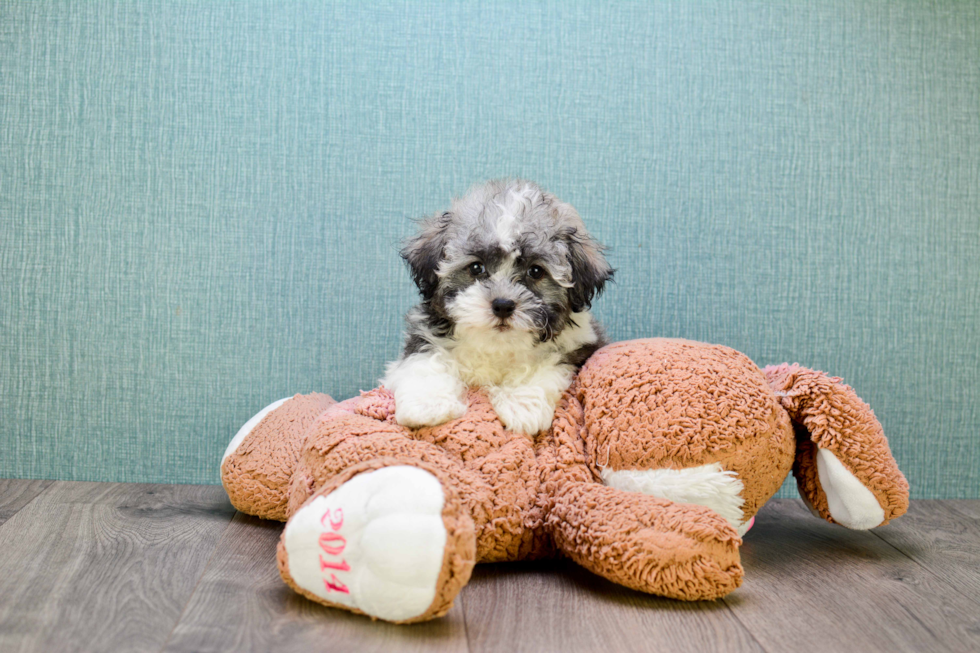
763,364 -> 909,529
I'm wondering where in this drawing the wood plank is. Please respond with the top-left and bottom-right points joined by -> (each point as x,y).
726,499 -> 980,653
0,478 -> 54,526
0,481 -> 235,653
460,558 -> 763,653
871,500 -> 980,607
162,512 -> 469,653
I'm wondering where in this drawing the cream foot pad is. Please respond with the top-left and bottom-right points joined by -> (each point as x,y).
283,466 -> 448,622
816,448 -> 885,530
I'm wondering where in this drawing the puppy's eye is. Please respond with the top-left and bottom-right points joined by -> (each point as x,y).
468,261 -> 485,277
527,265 -> 545,280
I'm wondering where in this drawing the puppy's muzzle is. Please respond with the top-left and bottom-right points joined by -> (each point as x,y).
491,298 -> 516,319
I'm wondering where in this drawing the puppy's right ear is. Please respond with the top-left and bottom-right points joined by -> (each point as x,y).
401,211 -> 452,300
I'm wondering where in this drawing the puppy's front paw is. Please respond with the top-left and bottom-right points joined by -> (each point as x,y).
489,386 -> 557,435
395,391 -> 468,429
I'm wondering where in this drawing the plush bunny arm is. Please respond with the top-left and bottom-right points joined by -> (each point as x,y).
763,364 -> 909,529
538,387 -> 743,600
546,481 -> 744,600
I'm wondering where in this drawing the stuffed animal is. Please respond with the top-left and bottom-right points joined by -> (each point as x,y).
220,338 -> 908,623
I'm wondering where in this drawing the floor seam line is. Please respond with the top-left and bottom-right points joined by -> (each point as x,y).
459,586 -> 473,653
721,580 -> 773,653
870,516 -> 980,610
939,500 -> 980,522
0,479 -> 58,530
157,508 -> 240,653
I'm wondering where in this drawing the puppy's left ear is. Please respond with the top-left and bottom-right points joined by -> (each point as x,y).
555,203 -> 614,312
401,211 -> 452,300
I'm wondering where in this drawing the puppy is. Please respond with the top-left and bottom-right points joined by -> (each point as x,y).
382,179 -> 613,435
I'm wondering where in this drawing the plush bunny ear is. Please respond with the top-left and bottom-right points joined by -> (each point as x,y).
764,364 -> 909,529
552,202 -> 614,312
401,211 -> 453,300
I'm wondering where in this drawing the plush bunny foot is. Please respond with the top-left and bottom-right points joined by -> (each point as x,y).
221,393 -> 337,521
277,465 -> 475,623
222,397 -> 291,464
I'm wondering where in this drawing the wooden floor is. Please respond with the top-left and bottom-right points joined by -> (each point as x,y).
0,480 -> 977,653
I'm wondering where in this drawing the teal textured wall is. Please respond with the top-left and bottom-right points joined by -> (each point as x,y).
1,1 -> 978,496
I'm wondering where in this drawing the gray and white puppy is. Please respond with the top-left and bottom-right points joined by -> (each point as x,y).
382,179 -> 613,435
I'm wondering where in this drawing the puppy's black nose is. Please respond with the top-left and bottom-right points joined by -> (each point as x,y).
491,298 -> 516,318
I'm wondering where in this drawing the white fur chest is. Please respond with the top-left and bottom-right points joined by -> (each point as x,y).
447,328 -> 556,387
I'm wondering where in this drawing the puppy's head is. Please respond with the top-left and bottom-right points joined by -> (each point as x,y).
401,179 -> 613,341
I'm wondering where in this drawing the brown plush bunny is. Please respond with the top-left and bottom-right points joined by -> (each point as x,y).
221,338 -> 908,624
